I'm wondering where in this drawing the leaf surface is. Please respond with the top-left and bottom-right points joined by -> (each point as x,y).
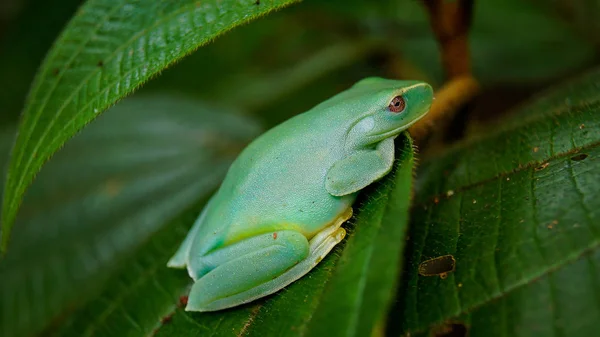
392,68 -> 600,337
0,0 -> 299,252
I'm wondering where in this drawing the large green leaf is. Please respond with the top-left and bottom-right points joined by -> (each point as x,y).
0,0 -> 300,253
49,134 -> 416,337
0,95 -> 261,337
391,68 -> 600,336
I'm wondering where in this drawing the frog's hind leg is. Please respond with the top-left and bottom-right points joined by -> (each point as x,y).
186,207 -> 353,312
186,230 -> 310,311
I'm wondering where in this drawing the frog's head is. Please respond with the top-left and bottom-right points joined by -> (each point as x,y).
345,77 -> 433,147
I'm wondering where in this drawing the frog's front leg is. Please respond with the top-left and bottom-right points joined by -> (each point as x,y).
186,207 -> 352,312
326,137 -> 395,196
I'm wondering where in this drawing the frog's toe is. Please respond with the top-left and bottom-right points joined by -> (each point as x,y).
167,253 -> 187,269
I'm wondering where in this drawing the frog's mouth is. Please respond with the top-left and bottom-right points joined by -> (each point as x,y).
397,106 -> 431,129
369,105 -> 432,141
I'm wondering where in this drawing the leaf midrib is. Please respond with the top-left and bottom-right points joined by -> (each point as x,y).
417,139 -> 600,207
346,192 -> 389,337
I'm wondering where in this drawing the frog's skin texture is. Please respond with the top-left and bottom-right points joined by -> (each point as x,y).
168,77 -> 433,311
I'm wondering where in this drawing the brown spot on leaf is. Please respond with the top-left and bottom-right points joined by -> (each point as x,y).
535,162 -> 549,171
547,219 -> 558,229
97,60 -> 104,67
431,322 -> 468,337
571,153 -> 588,161
102,179 -> 122,197
419,254 -> 456,277
273,232 -> 277,240
179,295 -> 188,307
161,313 -> 173,324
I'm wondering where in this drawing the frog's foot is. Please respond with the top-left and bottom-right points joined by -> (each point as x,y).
186,207 -> 353,312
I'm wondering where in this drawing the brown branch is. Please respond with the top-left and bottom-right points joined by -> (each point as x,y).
410,0 -> 480,142
421,0 -> 474,79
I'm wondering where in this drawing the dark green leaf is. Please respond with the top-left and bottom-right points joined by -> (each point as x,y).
503,67 -> 600,122
467,0 -> 595,83
0,95 -> 261,337
392,68 -> 600,337
0,0 -> 83,125
52,134 -> 416,337
311,0 -> 595,85
533,0 -> 600,46
0,0 -> 300,253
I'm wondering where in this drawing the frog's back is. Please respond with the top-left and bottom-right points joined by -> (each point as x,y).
191,106 -> 356,255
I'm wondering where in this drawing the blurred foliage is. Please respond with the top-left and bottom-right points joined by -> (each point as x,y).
0,95 -> 261,337
0,0 -> 598,336
0,0 -> 84,125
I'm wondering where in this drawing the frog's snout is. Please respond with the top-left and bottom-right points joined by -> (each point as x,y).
416,83 -> 434,110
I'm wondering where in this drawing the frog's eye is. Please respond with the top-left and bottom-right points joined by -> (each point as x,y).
388,95 -> 405,113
